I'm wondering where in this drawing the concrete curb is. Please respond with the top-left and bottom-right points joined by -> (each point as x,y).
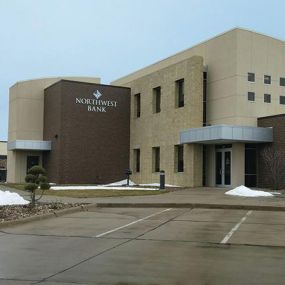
0,203 -> 98,229
96,203 -> 285,212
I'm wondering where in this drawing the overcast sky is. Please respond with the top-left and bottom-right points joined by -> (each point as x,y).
1,0 -> 285,140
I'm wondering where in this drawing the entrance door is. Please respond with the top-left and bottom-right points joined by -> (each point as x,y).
216,149 -> 231,186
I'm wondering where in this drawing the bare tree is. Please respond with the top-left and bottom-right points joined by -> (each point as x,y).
261,146 -> 285,190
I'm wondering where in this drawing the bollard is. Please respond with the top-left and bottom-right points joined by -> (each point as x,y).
160,170 -> 165,189
125,169 -> 132,186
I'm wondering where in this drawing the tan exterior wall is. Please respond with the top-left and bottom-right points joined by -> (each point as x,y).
7,76 -> 100,183
113,28 -> 285,187
113,28 -> 285,127
0,142 -> 7,156
128,56 -> 203,187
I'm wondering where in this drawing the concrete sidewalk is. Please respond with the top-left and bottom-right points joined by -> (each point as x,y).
1,184 -> 285,211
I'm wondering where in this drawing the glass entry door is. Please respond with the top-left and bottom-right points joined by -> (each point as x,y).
216,149 -> 231,186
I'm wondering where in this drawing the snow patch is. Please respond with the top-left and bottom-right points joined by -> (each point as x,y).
103,179 -> 136,186
225,185 -> 278,197
0,190 -> 29,206
51,185 -> 157,191
139,183 -> 180,187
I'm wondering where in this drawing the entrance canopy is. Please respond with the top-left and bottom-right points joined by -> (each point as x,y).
180,124 -> 273,144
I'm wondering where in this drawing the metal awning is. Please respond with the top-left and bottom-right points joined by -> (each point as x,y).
180,125 -> 273,144
7,140 -> 51,151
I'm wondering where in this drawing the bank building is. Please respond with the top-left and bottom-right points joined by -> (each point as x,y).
6,28 -> 285,188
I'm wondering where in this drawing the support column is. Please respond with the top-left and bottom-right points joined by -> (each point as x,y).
232,143 -> 245,187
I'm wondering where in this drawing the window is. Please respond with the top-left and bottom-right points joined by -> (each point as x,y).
248,73 -> 255,82
175,145 -> 184,172
280,77 -> 285,86
153,86 -> 161,113
245,144 -> 257,187
133,149 -> 140,172
280,96 -> 285,105
264,75 -> 271,84
134,93 -> 141,118
152,147 -> 160,172
248,92 -> 255,101
175,79 -> 184,107
264,94 -> 271,103
26,156 -> 40,173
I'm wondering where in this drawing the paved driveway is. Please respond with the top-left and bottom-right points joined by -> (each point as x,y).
0,207 -> 285,284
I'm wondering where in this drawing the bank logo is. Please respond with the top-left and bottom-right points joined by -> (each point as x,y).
93,90 -> 102,99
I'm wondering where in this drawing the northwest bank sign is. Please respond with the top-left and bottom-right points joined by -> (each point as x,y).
75,90 -> 118,112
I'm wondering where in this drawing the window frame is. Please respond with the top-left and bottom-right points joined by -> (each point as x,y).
133,149 -> 140,173
134,93 -> 141,118
248,72 -> 255,83
264,75 -> 271,85
175,145 -> 184,173
280,96 -> 285,105
152,147 -> 160,173
152,86 -> 161,113
175,78 -> 184,108
264,93 -> 271,103
247,92 -> 255,102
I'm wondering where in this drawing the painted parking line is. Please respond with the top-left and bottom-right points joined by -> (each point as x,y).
94,208 -> 172,238
220,210 -> 253,244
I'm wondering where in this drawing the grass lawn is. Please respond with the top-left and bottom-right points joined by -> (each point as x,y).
3,183 -> 169,198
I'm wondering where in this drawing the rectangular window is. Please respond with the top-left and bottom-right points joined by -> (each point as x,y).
280,96 -> 285,105
175,145 -> 184,172
133,149 -> 140,172
248,72 -> 255,82
134,93 -> 141,118
245,144 -> 257,187
153,86 -> 161,113
248,92 -> 255,101
152,147 -> 160,172
26,156 -> 40,173
264,94 -> 271,103
280,77 -> 285,86
264,75 -> 271,84
175,79 -> 184,107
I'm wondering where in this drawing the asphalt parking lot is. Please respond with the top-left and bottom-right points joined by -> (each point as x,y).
1,207 -> 285,285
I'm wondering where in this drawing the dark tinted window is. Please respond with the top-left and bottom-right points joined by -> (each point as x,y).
27,156 -> 40,173
152,147 -> 160,172
176,79 -> 184,107
264,75 -> 271,84
175,145 -> 184,172
134,93 -> 141,117
280,96 -> 285,104
153,86 -> 161,113
134,149 -> 140,172
248,73 -> 255,82
248,92 -> 255,101
264,94 -> 271,103
280,77 -> 285,86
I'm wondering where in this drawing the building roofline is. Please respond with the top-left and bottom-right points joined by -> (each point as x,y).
10,76 -> 101,89
258,113 -> 285,120
44,79 -> 131,91
111,27 -> 285,85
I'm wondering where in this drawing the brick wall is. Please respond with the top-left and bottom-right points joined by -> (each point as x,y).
258,114 -> 285,189
43,80 -> 130,184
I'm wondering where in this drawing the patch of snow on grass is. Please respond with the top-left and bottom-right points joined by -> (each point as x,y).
225,185 -> 277,197
51,185 -> 157,191
103,179 -> 136,186
0,190 -> 29,205
139,183 -> 180,187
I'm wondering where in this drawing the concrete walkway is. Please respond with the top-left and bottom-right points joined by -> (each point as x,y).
1,184 -> 285,210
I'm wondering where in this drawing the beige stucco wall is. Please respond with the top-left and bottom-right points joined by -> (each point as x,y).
127,56 -> 203,187
113,28 -> 285,127
0,142 -> 7,156
7,76 -> 100,183
113,28 -> 285,187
